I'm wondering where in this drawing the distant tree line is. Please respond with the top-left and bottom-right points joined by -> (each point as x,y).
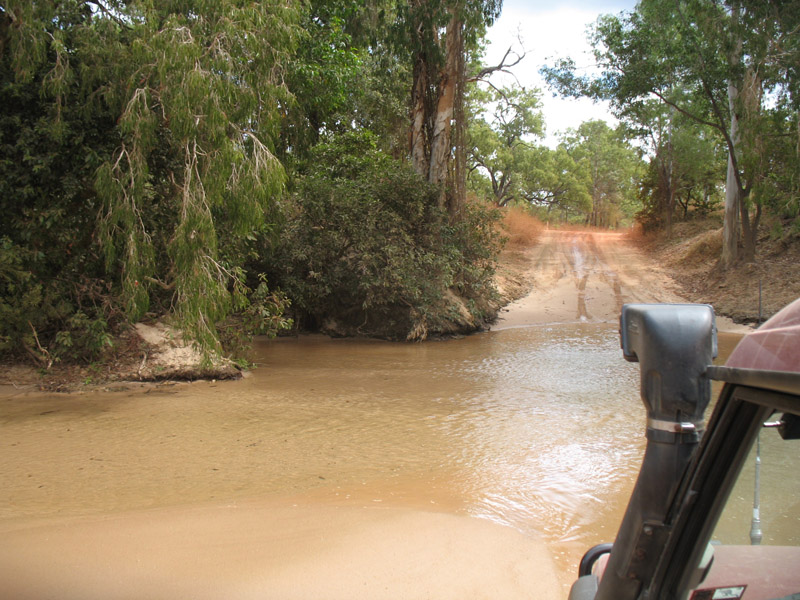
465,84 -> 644,229
468,0 -> 799,251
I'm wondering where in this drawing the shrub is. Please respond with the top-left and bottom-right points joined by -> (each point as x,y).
270,131 -> 500,338
0,237 -> 118,365
218,274 -> 293,360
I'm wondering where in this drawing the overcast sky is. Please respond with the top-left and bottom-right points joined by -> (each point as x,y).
483,0 -> 637,146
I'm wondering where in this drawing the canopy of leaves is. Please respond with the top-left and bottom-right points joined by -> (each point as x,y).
466,84 -> 637,226
542,0 -> 800,243
466,85 -> 545,206
516,146 -> 593,222
627,99 -> 725,232
561,120 -> 644,228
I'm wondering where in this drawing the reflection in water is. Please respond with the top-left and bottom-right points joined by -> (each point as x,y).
447,326 -> 643,552
4,323 -> 781,594
1,324 -> 642,591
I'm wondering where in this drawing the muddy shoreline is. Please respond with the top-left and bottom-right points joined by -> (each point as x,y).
635,220 -> 800,326
0,241 -> 537,395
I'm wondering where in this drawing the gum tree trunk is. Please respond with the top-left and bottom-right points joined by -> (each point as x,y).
408,5 -> 466,216
721,2 -> 742,269
428,10 -> 461,209
409,58 -> 429,178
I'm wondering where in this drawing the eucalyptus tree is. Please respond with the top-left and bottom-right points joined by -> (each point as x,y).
466,85 -> 545,206
284,0 -> 514,218
543,0 -> 800,266
465,84 -> 592,221
625,98 -> 724,233
280,0 -> 412,161
516,145 -> 593,223
404,0 -> 504,215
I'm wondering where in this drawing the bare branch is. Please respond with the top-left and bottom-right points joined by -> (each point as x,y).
144,276 -> 174,290
650,90 -> 723,134
468,34 -> 526,84
28,322 -> 53,370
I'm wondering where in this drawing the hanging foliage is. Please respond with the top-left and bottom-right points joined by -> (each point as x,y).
1,0 -> 301,358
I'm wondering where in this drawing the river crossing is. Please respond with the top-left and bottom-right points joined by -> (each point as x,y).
2,231 -> 788,599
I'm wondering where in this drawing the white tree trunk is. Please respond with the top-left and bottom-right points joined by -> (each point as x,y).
722,165 -> 740,268
428,11 -> 460,205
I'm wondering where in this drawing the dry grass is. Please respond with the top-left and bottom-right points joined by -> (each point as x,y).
642,216 -> 800,323
682,228 -> 723,267
501,207 -> 545,248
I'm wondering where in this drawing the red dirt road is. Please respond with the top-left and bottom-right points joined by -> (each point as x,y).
494,230 -> 748,332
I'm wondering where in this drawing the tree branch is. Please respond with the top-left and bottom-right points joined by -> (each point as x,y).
650,90 -> 723,133
84,1 -> 130,27
467,40 -> 525,84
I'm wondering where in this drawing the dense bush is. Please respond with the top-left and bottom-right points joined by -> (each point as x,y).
0,236 -> 117,365
0,2 -> 296,365
270,132 -> 500,339
0,3 -> 503,366
0,27 -> 120,365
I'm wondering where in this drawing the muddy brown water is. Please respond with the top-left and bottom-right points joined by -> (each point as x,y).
0,325 -> 791,598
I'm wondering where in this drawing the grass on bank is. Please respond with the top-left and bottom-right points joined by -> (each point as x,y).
501,207 -> 545,248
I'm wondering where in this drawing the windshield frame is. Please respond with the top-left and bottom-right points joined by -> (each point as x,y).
650,372 -> 800,600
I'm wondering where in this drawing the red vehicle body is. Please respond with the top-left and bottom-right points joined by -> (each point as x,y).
571,299 -> 800,600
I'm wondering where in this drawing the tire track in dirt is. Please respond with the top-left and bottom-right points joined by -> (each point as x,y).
494,230 -> 687,329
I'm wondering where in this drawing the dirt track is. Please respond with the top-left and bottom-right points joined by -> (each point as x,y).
494,230 -> 748,332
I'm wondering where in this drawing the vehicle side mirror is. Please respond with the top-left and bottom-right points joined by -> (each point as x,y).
620,303 -> 717,435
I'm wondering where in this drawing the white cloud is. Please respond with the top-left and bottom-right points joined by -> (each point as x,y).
483,0 -> 636,146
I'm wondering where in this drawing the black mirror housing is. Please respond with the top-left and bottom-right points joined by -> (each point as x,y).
620,303 -> 718,435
